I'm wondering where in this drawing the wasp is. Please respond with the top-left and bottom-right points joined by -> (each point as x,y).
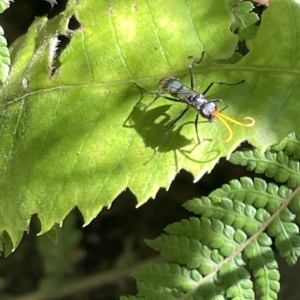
134,52 -> 255,144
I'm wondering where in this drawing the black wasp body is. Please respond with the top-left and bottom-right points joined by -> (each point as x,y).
157,76 -> 218,122
134,51 -> 255,146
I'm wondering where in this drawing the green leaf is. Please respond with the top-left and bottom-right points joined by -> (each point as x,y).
233,1 -> 259,40
227,0 -> 242,7
0,26 -> 10,83
2,0 -> 300,249
0,0 -> 245,248
0,0 -> 10,14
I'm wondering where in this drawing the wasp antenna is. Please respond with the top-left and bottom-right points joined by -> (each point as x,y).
213,112 -> 233,142
242,116 -> 256,126
214,111 -> 255,127
212,111 -> 255,142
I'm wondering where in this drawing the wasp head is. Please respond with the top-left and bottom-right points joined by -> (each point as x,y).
199,102 -> 217,121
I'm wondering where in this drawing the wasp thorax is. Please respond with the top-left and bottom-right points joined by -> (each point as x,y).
189,94 -> 206,108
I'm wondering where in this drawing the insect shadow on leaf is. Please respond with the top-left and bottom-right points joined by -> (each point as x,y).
124,91 -> 221,166
127,52 -> 255,164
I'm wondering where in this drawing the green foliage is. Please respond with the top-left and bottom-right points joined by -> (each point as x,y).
122,133 -> 300,299
0,0 -> 10,83
0,0 -> 260,251
0,27 -> 9,82
230,142 -> 300,189
2,1 -> 300,298
272,133 -> 300,159
231,1 -> 259,40
0,0 -> 10,14
0,0 -> 298,260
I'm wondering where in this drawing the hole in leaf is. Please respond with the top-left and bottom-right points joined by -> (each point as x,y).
46,0 -> 68,19
68,15 -> 81,31
49,15 -> 81,77
50,35 -> 70,77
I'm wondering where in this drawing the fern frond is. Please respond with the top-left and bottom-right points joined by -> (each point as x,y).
244,233 -> 280,299
123,133 -> 300,300
164,218 -> 247,256
131,262 -> 241,299
267,210 -> 300,265
147,234 -> 224,272
183,197 -> 259,235
289,193 -> 300,223
218,255 -> 253,300
125,178 -> 300,300
185,177 -> 300,265
272,133 -> 300,159
209,177 -> 292,210
229,149 -> 300,188
133,263 -> 203,299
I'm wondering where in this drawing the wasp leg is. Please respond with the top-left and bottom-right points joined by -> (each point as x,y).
209,99 -> 228,113
202,80 -> 245,96
167,106 -> 189,132
194,114 -> 213,144
132,82 -> 151,93
188,52 -> 245,95
189,51 -> 205,90
194,114 -> 201,144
